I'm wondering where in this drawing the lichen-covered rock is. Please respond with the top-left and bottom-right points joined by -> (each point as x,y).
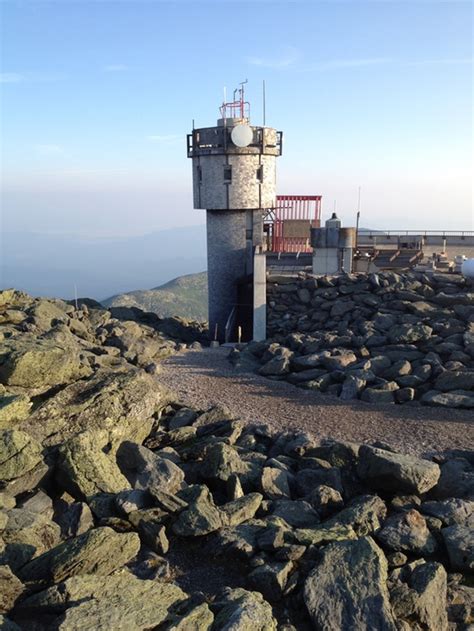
221,493 -> 263,527
1,508 -> 61,570
260,467 -> 291,500
303,537 -> 397,630
58,432 -> 131,499
0,337 -> 91,389
357,445 -> 440,494
19,573 -> 187,630
0,430 -> 42,482
22,368 -> 170,448
18,527 -> 140,583
173,487 -> 225,536
325,495 -> 387,536
0,394 -> 32,428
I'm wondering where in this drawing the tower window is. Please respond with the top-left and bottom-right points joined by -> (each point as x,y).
224,166 -> 232,182
197,165 -> 202,184
256,165 -> 263,182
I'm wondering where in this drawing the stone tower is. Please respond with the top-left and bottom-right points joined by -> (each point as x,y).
187,83 -> 283,341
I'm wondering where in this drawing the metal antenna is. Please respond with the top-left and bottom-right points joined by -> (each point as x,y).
355,186 -> 361,250
263,79 -> 266,126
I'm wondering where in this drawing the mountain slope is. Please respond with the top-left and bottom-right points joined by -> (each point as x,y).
103,272 -> 208,321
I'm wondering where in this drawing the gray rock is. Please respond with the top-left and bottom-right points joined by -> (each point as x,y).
117,441 -> 184,495
213,587 -> 277,630
18,526 -> 140,583
391,562 -> 448,631
168,407 -> 198,430
172,487 -> 224,536
303,537 -> 397,630
308,485 -> 344,517
221,493 -> 263,527
55,501 -> 94,538
376,509 -> 437,555
361,387 -> 396,404
388,323 -> 433,344
339,376 -> 366,400
20,573 -> 187,630
421,389 -> 474,408
201,443 -> 248,483
435,370 -> 474,391
270,500 -> 319,528
1,507 -> 61,570
325,495 -> 387,536
0,565 -> 24,614
357,445 -> 440,494
248,560 -> 293,601
432,458 -> 474,499
421,498 -> 474,527
442,525 -> 474,571
261,467 -> 291,500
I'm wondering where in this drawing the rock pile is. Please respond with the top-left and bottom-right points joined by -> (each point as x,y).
1,288 -> 473,629
251,271 -> 474,407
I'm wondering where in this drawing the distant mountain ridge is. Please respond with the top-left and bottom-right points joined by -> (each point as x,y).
1,226 -> 207,300
103,272 -> 208,321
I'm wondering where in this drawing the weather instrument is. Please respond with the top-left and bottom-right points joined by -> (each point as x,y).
231,124 -> 253,147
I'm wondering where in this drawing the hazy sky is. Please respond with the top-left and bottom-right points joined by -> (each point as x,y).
1,0 -> 473,237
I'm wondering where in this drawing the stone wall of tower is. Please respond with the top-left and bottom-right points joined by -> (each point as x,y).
193,153 -> 277,210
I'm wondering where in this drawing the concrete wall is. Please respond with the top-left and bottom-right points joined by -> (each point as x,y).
206,210 -> 247,342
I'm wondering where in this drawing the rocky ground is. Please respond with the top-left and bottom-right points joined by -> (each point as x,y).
241,271 -> 474,408
0,288 -> 473,630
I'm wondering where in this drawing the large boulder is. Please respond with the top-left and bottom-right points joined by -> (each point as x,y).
303,537 -> 397,630
21,368 -> 170,448
19,573 -> 187,630
18,527 -> 140,583
57,433 -> 131,499
0,337 -> 91,389
357,445 -> 440,494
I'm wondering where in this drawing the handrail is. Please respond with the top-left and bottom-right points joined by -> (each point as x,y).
224,306 -> 237,344
357,230 -> 474,237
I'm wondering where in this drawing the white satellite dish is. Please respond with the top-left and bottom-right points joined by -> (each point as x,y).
231,124 -> 253,147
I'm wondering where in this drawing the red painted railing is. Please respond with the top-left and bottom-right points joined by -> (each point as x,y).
271,195 -> 322,253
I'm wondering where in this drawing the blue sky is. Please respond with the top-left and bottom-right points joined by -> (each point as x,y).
1,0 -> 473,237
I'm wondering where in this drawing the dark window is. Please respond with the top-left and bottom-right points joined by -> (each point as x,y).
256,165 -> 263,182
197,165 -> 202,184
224,166 -> 232,182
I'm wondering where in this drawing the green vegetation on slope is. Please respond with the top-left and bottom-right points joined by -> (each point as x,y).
102,272 -> 208,322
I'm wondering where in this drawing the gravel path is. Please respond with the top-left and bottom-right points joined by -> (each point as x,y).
160,347 -> 474,457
